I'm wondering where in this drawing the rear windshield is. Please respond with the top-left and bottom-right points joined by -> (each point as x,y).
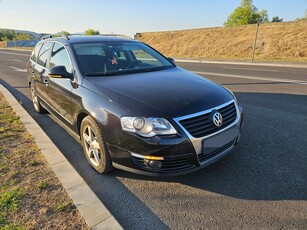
72,41 -> 174,76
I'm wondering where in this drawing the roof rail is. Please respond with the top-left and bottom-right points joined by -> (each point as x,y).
69,33 -> 84,36
41,33 -> 69,40
100,34 -> 134,40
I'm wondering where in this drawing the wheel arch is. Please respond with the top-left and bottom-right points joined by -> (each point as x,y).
77,112 -> 89,138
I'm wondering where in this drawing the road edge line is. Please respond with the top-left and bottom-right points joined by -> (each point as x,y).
175,59 -> 307,68
0,84 -> 123,230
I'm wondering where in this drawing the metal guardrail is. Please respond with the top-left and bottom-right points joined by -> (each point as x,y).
6,40 -> 39,47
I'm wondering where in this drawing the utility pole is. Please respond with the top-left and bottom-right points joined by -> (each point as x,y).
251,22 -> 259,63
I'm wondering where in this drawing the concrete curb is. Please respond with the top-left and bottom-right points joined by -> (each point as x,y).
174,59 -> 307,68
0,84 -> 122,230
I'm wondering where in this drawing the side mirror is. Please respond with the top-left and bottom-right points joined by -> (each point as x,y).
48,66 -> 72,79
168,57 -> 176,65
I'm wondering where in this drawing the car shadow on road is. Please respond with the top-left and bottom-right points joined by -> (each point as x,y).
113,92 -> 307,201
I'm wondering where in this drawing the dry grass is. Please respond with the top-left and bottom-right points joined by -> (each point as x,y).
0,93 -> 88,229
137,21 -> 307,62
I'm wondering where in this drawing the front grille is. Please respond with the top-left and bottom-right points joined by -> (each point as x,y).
133,154 -> 195,172
198,139 -> 235,163
178,102 -> 237,138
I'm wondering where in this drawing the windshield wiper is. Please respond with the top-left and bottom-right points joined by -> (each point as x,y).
140,66 -> 173,73
85,66 -> 174,76
85,72 -> 116,76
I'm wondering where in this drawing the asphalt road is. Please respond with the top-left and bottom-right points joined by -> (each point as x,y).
1,49 -> 306,229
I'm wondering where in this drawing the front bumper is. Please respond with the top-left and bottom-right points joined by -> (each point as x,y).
109,101 -> 244,176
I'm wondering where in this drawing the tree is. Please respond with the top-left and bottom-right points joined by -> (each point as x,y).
85,29 -> 100,35
15,33 -> 33,40
271,16 -> 283,22
59,31 -> 71,36
224,0 -> 269,26
0,29 -> 15,41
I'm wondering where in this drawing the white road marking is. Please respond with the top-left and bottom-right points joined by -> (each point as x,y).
0,50 -> 30,57
13,59 -> 24,63
175,59 -> 307,69
222,66 -> 279,72
10,66 -> 27,72
192,71 -> 307,85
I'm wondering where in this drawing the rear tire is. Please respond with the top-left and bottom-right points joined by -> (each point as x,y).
30,84 -> 46,113
80,116 -> 113,174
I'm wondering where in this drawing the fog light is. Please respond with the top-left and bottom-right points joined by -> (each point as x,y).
145,160 -> 163,169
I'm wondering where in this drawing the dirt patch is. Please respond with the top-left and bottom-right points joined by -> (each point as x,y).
0,93 -> 88,229
137,21 -> 307,62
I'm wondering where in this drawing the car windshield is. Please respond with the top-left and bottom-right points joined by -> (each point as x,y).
72,41 -> 174,76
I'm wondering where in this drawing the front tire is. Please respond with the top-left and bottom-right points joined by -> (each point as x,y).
80,116 -> 113,174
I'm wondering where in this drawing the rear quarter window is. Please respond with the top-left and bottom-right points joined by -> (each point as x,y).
37,42 -> 53,67
30,43 -> 43,63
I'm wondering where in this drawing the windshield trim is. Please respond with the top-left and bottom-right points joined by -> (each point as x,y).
84,65 -> 174,77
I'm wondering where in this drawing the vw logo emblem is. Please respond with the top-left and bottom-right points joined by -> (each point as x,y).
212,112 -> 223,127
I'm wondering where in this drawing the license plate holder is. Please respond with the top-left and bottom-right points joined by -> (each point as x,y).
201,126 -> 238,156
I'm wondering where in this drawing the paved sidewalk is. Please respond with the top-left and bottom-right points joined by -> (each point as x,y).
0,84 -> 122,230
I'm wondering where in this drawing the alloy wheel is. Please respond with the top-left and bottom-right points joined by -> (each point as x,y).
82,125 -> 102,167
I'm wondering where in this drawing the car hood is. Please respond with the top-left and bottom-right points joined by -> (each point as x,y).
84,67 -> 233,118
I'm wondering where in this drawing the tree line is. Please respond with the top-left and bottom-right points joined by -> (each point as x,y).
0,29 -> 34,41
0,28 -> 101,41
224,0 -> 306,26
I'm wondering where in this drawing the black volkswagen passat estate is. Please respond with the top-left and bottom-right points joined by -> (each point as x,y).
27,34 -> 243,176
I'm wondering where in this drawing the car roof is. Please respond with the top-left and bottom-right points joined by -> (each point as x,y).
40,35 -> 136,45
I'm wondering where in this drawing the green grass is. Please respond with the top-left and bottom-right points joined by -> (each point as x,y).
0,115 -> 20,124
0,223 -> 26,230
27,160 -> 39,167
0,163 -> 8,172
38,181 -> 48,191
0,213 -> 5,224
0,189 -> 24,212
2,181 -> 17,192
55,202 -> 73,213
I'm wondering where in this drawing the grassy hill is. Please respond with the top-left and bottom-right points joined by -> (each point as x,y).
136,21 -> 307,63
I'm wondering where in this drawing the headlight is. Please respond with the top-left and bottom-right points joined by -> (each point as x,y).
120,117 -> 177,137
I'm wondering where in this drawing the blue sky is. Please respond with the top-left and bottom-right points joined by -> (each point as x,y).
0,0 -> 306,36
